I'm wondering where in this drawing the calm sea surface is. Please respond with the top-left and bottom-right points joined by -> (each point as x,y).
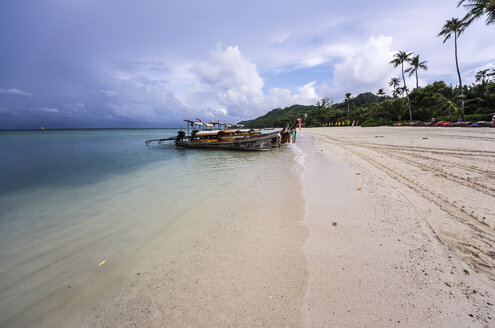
0,129 -> 300,327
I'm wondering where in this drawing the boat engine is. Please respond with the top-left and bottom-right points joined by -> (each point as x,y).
191,129 -> 199,140
176,130 -> 186,141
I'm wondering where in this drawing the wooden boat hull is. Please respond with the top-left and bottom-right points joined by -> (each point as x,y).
175,132 -> 279,151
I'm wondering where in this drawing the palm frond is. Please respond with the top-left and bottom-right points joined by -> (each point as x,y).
458,0 -> 495,26
438,18 -> 467,43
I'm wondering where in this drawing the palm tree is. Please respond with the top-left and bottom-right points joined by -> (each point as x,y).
458,0 -> 495,26
395,86 -> 409,99
390,51 -> 413,121
434,91 -> 461,119
475,68 -> 490,85
389,77 -> 401,97
377,88 -> 386,101
490,68 -> 495,82
317,97 -> 332,108
381,98 -> 409,121
405,55 -> 428,89
345,92 -> 352,117
389,77 -> 400,89
438,18 -> 467,121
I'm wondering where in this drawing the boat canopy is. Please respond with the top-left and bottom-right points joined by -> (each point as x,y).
196,130 -> 221,136
204,123 -> 214,127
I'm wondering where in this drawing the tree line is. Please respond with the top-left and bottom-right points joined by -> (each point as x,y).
240,76 -> 495,128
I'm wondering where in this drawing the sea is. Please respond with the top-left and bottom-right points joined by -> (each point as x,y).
0,128 -> 304,327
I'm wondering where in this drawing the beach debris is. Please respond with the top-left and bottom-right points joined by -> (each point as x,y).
422,137 -> 428,139
463,269 -> 470,275
445,282 -> 452,287
356,187 -> 362,191
332,222 -> 337,226
374,136 -> 384,138
98,260 -> 107,266
355,172 -> 361,175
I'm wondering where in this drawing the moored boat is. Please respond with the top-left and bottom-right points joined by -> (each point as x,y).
175,130 -> 279,150
145,118 -> 301,151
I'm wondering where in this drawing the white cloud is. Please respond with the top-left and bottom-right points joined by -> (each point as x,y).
190,45 -> 264,116
216,108 -> 228,116
39,106 -> 59,113
271,33 -> 291,45
266,81 -> 319,108
186,45 -> 325,120
333,36 -> 395,94
0,88 -> 32,97
100,89 -> 117,96
292,43 -> 359,70
297,81 -> 319,102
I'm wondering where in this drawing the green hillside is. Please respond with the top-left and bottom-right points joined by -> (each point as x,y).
238,92 -> 382,128
238,104 -> 316,128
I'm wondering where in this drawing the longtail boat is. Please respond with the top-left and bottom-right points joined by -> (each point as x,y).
145,118 -> 301,151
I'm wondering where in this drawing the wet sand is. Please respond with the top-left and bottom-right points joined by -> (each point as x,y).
303,127 -> 494,327
73,149 -> 308,328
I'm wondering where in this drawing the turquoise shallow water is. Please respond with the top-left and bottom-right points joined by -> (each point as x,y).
0,129 -> 299,327
0,129 -> 181,194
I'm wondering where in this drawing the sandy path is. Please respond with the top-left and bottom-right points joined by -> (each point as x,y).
302,127 -> 494,327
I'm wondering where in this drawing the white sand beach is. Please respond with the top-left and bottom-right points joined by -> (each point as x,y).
302,127 -> 494,327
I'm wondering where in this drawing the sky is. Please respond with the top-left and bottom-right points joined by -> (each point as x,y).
0,0 -> 494,129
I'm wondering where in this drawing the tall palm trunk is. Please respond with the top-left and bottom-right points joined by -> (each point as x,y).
347,100 -> 350,117
401,62 -> 412,121
415,70 -> 419,89
454,32 -> 465,121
